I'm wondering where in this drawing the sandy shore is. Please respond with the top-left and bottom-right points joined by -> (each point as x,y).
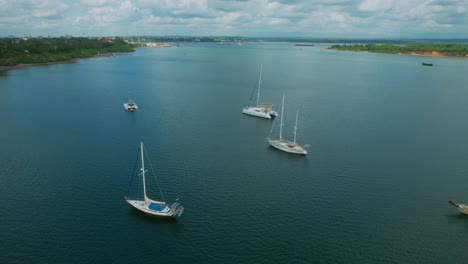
398,51 -> 468,58
404,51 -> 468,58
330,48 -> 467,58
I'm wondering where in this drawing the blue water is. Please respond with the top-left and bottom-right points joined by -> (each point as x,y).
1,42 -> 468,263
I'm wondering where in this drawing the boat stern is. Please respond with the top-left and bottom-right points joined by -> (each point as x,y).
170,201 -> 184,218
268,110 -> 278,117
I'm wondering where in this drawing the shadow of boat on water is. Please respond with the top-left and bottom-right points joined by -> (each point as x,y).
128,207 -> 185,229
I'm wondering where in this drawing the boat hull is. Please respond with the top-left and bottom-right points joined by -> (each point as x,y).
124,103 -> 138,111
125,198 -> 176,218
267,138 -> 307,155
242,107 -> 276,119
458,204 -> 468,215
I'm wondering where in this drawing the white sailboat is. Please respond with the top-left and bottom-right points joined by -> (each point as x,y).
267,96 -> 307,155
124,98 -> 138,111
124,142 -> 184,218
242,64 -> 278,119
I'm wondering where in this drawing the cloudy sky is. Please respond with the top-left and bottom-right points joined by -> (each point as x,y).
0,0 -> 467,38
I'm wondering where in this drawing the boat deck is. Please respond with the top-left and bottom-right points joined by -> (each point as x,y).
148,202 -> 168,212
267,138 -> 307,155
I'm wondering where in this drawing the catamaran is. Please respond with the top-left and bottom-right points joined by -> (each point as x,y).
124,142 -> 184,218
267,96 -> 307,155
242,64 -> 278,119
124,98 -> 138,111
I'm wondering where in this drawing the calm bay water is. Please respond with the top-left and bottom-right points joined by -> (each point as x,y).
1,42 -> 468,263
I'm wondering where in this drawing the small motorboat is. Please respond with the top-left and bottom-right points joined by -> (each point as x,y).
421,62 -> 433,66
448,200 -> 468,215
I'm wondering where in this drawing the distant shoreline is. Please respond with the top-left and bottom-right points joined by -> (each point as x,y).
328,44 -> 468,59
402,51 -> 468,58
330,49 -> 468,58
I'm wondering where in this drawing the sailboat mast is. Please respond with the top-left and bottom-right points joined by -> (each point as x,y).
257,64 -> 262,107
279,95 -> 284,140
140,141 -> 147,201
293,110 -> 298,144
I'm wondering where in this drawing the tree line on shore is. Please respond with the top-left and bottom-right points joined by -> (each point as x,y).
329,44 -> 468,56
3,37 -> 468,67
0,37 -> 135,66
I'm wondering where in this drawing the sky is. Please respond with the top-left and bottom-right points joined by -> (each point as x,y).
0,0 -> 467,38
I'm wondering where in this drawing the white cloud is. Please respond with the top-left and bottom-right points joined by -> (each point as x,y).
420,20 -> 454,31
80,0 -> 120,6
32,2 -> 69,18
358,0 -> 394,12
75,1 -> 140,27
0,0 -> 467,37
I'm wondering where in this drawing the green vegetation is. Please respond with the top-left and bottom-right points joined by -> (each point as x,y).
0,37 -> 135,66
329,44 -> 468,57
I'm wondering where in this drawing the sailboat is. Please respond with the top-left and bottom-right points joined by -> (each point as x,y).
124,98 -> 138,111
124,142 -> 184,218
267,96 -> 307,155
242,64 -> 278,119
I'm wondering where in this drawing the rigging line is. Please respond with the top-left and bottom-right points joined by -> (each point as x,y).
268,98 -> 282,138
247,71 -> 260,106
127,146 -> 141,197
144,147 -> 166,203
137,170 -> 142,199
268,114 -> 277,138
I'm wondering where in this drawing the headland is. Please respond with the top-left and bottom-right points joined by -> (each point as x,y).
328,43 -> 468,58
